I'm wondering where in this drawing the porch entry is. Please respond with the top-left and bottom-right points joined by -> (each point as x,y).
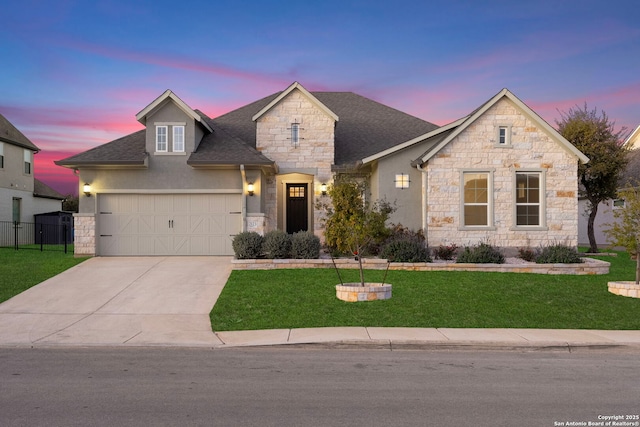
286,183 -> 308,233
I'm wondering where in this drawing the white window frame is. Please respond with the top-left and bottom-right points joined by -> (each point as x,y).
460,170 -> 494,229
156,126 -> 168,152
513,170 -> 547,229
496,125 -> 512,147
23,149 -> 32,175
173,125 -> 185,152
0,143 -> 4,169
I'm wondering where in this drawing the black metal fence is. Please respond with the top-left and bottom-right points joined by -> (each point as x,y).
0,221 -> 73,253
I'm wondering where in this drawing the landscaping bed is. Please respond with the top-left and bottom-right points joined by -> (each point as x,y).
232,256 -> 610,275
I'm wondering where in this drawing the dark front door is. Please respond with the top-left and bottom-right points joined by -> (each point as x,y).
286,183 -> 308,233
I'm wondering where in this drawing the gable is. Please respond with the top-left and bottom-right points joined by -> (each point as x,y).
251,82 -> 338,123
0,113 -> 39,151
414,89 -> 589,166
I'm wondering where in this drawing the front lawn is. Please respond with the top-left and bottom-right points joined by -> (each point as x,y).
0,248 -> 88,303
210,251 -> 640,331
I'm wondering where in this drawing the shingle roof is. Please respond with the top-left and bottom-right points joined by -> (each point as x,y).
188,112 -> 274,166
56,130 -> 147,167
0,113 -> 39,151
212,91 -> 439,166
34,179 -> 65,199
57,88 -> 438,168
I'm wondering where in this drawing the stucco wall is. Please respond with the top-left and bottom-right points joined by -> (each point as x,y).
255,90 -> 335,236
374,142 -> 430,231
426,98 -> 580,249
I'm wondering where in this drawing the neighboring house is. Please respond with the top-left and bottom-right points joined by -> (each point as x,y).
578,129 -> 640,247
0,113 -> 64,225
56,82 -> 588,257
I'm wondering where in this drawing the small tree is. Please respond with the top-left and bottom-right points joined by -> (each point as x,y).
603,182 -> 640,284
322,176 -> 394,286
556,104 -> 628,253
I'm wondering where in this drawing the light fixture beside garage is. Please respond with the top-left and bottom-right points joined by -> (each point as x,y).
83,183 -> 92,197
247,182 -> 255,196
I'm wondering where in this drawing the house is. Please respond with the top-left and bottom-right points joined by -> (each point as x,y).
0,113 -> 64,225
56,82 -> 588,257
578,128 -> 640,247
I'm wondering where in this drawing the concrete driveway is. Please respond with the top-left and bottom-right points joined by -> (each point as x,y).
0,257 -> 232,347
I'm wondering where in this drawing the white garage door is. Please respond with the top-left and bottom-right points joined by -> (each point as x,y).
98,194 -> 242,256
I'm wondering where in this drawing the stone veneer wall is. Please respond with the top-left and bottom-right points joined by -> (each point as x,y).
256,90 -> 335,237
231,257 -> 610,275
426,98 -> 579,249
73,213 -> 95,256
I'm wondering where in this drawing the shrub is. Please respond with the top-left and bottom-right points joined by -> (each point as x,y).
291,231 -> 320,259
536,244 -> 583,264
381,238 -> 431,262
456,242 -> 505,264
232,231 -> 263,259
262,230 -> 291,259
518,247 -> 537,262
433,243 -> 458,260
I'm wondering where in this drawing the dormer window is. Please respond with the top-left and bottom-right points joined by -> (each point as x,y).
173,126 -> 185,152
156,126 -> 168,152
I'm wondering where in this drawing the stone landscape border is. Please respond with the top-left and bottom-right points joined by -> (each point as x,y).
232,257 -> 610,275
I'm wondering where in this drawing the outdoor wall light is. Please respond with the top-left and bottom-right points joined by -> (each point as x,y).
394,174 -> 410,189
247,183 -> 255,196
320,183 -> 327,196
83,183 -> 92,197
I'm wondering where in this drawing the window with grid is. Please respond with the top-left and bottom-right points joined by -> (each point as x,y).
463,172 -> 490,226
173,126 -> 185,152
156,126 -> 168,152
515,172 -> 541,226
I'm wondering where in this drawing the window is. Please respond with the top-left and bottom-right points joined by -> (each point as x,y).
0,143 -> 4,168
613,199 -> 626,209
23,150 -> 31,175
173,126 -> 185,152
515,172 -> 541,226
463,172 -> 491,226
290,122 -> 300,147
12,198 -> 21,224
156,126 -> 168,152
497,125 -> 511,146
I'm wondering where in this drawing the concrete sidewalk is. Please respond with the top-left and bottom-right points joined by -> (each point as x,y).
214,327 -> 640,351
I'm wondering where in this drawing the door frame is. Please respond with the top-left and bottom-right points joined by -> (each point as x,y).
278,174 -> 314,233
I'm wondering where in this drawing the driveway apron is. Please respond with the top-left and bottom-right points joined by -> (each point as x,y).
0,257 -> 232,347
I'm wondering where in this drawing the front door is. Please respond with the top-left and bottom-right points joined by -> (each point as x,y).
286,183 -> 308,233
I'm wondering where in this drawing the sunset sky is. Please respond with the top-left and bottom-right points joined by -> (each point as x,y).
1,0 -> 639,195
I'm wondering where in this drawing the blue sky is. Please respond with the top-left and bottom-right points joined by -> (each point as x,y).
1,0 -> 639,194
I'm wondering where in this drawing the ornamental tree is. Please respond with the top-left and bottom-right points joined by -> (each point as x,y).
556,104 -> 628,253
321,176 -> 394,286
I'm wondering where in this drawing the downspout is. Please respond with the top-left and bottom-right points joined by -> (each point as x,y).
240,164 -> 247,232
417,163 -> 428,238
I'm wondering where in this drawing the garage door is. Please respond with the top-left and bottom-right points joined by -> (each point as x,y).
97,194 -> 242,256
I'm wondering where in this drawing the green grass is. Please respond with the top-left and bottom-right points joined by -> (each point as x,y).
0,248 -> 88,303
210,251 -> 640,331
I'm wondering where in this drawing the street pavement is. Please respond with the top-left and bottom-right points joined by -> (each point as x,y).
1,256 -> 639,350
